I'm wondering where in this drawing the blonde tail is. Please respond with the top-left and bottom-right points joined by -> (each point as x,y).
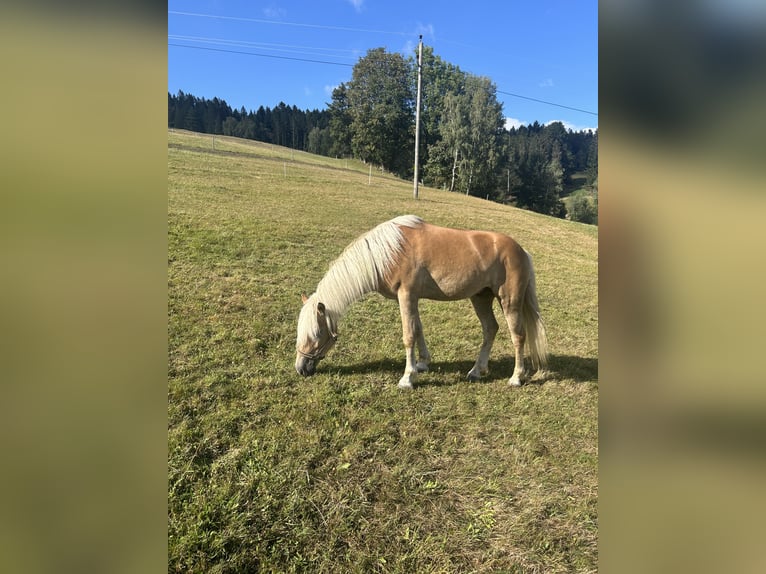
522,251 -> 548,372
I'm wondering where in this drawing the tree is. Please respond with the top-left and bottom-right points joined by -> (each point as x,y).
182,106 -> 200,132
168,92 -> 177,127
463,76 -> 505,196
439,91 -> 470,191
236,117 -> 256,140
570,194 -> 598,224
328,84 -> 352,158
307,126 -> 332,156
426,74 -> 504,196
585,130 -> 598,187
170,90 -> 190,129
416,47 -> 466,180
254,106 -> 271,142
222,116 -> 238,136
512,146 -> 566,217
347,48 -> 414,176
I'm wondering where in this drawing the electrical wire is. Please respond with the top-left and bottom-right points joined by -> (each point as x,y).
168,43 -> 354,67
169,10 -> 411,36
169,11 -> 597,117
168,35 -> 360,59
497,90 -> 598,116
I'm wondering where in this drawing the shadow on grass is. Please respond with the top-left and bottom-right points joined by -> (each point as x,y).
329,354 -> 598,387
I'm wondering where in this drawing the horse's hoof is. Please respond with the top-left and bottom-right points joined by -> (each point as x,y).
467,366 -> 488,381
398,378 -> 414,390
415,361 -> 429,373
508,376 -> 524,387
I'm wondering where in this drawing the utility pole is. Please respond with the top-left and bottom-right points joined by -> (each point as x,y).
413,35 -> 423,200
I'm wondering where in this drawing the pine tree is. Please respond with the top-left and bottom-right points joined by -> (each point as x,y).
182,106 -> 200,132
585,130 -> 598,187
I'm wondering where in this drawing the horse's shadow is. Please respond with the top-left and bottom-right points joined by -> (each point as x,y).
330,354 -> 597,387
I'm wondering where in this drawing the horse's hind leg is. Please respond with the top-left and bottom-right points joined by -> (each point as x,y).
467,290 -> 498,381
415,317 -> 431,373
499,289 -> 527,386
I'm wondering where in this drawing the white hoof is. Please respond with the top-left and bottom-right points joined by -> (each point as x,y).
509,375 -> 524,387
398,377 -> 414,390
467,363 -> 488,381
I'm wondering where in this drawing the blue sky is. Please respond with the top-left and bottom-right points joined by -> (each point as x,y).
168,1 -> 597,131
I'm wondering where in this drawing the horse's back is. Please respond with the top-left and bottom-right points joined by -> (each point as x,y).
407,221 -> 527,269
385,221 -> 529,300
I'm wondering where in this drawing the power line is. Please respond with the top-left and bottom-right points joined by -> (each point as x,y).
169,10 -> 412,37
168,35 -> 359,60
168,43 -> 354,67
497,90 -> 597,116
170,42 -> 598,116
169,10 -> 597,118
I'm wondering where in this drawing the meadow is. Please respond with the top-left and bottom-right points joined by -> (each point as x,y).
168,129 -> 598,573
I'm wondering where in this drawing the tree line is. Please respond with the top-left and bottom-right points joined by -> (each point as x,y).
168,47 -> 597,222
168,92 -> 331,153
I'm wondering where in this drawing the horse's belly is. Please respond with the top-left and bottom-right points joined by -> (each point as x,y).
418,270 -> 492,300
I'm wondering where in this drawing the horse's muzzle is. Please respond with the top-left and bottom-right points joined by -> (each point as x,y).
295,355 -> 317,376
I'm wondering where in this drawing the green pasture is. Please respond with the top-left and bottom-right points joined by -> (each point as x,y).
168,129 -> 598,572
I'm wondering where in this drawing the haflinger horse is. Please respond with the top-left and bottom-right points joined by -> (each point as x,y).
295,215 -> 548,389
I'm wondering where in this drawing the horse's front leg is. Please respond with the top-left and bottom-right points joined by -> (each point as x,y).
397,291 -> 421,389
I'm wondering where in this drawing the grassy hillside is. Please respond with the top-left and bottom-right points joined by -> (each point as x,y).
168,129 -> 598,573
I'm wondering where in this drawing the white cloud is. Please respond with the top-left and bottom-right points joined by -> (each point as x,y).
545,119 -> 598,132
539,78 -> 554,88
416,23 -> 436,40
324,84 -> 338,97
505,117 -> 597,132
347,0 -> 364,12
263,6 -> 286,19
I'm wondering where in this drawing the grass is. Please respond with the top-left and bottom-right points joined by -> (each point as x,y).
168,129 -> 598,573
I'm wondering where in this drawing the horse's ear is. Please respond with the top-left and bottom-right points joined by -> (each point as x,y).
317,301 -> 326,315
301,292 -> 308,304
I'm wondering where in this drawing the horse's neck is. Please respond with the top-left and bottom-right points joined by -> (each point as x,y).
315,265 -> 375,321
315,284 -> 366,322
313,228 -> 395,320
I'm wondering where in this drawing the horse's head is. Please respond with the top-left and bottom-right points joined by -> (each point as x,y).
295,293 -> 338,376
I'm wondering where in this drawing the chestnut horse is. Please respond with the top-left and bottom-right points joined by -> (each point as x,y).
295,215 -> 547,389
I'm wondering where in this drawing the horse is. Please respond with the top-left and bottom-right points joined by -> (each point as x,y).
295,215 -> 548,389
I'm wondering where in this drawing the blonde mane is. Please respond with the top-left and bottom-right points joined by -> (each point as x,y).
313,215 -> 422,320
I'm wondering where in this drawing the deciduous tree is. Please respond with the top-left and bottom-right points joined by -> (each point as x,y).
347,48 -> 414,176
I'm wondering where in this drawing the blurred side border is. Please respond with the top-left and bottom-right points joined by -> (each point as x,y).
600,2 -> 766,572
0,3 -> 167,574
